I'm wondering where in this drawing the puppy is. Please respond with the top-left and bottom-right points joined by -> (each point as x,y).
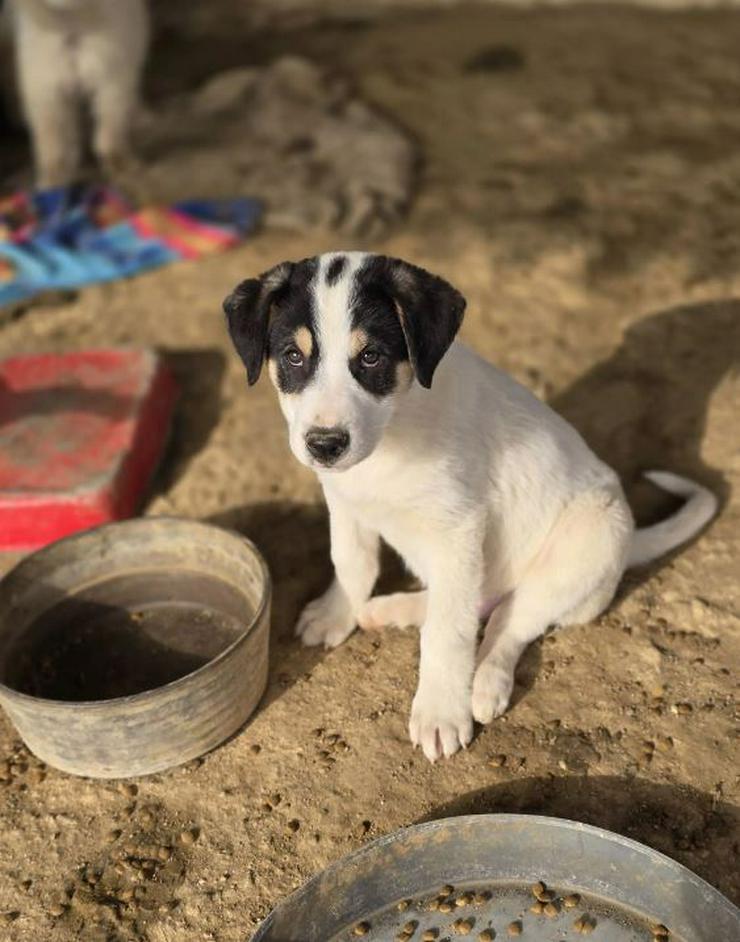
9,0 -> 149,187
224,253 -> 718,762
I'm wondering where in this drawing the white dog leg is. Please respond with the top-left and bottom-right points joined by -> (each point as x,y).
25,88 -> 80,187
91,80 -> 140,177
296,496 -> 379,649
358,590 -> 427,630
472,490 -> 631,723
409,530 -> 483,761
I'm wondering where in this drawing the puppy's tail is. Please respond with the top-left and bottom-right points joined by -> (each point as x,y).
627,471 -> 718,568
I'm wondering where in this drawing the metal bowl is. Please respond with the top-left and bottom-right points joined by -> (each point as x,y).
0,517 -> 270,778
252,814 -> 739,941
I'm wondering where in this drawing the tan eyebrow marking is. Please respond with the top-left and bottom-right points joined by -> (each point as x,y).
349,327 -> 369,358
293,326 -> 313,358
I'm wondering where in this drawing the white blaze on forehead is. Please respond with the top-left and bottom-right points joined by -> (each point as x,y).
314,253 -> 368,381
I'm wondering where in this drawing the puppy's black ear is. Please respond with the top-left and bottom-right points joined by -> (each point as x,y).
223,262 -> 293,385
367,256 -> 466,388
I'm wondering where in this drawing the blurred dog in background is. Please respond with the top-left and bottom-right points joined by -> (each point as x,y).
4,0 -> 149,187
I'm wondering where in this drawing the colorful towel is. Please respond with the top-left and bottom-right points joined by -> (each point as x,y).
0,185 -> 262,307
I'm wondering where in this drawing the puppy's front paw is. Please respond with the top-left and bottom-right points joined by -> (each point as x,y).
409,683 -> 473,762
471,660 -> 514,724
295,585 -> 356,649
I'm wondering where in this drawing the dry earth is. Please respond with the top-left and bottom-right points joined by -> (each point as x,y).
0,4 -> 738,941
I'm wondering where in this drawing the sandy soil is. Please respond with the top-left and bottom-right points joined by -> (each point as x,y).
0,4 -> 739,940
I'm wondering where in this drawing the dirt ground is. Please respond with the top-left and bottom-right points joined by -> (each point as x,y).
1,4 -> 739,940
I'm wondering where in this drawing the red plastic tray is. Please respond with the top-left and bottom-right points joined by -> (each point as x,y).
0,349 -> 177,552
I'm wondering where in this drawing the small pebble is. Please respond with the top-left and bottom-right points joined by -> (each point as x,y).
456,892 -> 474,906
0,912 -> 20,924
179,828 -> 199,846
422,931 -> 438,941
454,918 -> 473,935
530,901 -> 544,914
158,846 -> 172,861
507,921 -> 522,936
353,922 -> 370,937
249,743 -> 262,754
441,884 -> 455,896
564,893 -> 581,909
118,783 -> 138,798
489,754 -> 507,768
544,901 -> 560,918
48,903 -> 67,918
478,932 -> 495,942
402,920 -> 418,934
119,889 -> 134,902
676,703 -> 692,715
107,829 -> 122,843
439,901 -> 453,913
652,924 -> 670,939
397,900 -> 410,912
287,819 -> 301,833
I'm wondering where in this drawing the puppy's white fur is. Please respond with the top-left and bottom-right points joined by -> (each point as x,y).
9,0 -> 149,186
235,252 -> 718,762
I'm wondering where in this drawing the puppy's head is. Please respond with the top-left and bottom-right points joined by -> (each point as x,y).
224,252 -> 465,472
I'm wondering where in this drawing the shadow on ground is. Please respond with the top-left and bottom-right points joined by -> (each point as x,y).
421,775 -> 740,904
152,347 -> 227,493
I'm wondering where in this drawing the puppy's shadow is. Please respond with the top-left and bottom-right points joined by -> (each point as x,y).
551,298 -> 738,523
420,775 -> 740,903
510,298 -> 739,708
207,500 -> 333,709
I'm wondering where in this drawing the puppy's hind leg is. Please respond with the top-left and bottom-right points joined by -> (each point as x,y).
358,590 -> 427,631
472,489 -> 632,724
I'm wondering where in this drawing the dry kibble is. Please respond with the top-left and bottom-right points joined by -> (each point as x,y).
48,903 -> 67,917
118,782 -> 138,798
676,703 -> 692,715
397,900 -> 410,912
439,901 -> 453,913
422,931 -> 438,941
157,846 -> 172,861
530,901 -> 544,915
536,888 -> 555,902
564,893 -> 581,909
652,924 -> 670,939
402,920 -> 418,934
179,828 -> 198,846
530,881 -> 546,898
441,884 -> 455,896
456,892 -> 474,907
489,754 -> 507,768
474,891 -> 491,904
353,922 -> 370,937
454,918 -> 473,935
478,932 -> 495,942
544,901 -> 560,918
396,932 -> 412,942
507,921 -> 522,936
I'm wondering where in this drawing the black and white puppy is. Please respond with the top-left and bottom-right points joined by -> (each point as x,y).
224,253 -> 717,762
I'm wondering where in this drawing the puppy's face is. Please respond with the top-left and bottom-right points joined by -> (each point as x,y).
224,253 -> 465,473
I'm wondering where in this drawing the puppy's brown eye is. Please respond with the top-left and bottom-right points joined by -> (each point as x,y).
360,349 -> 380,367
284,348 -> 304,367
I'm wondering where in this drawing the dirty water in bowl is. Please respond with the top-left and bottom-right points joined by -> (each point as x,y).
2,570 -> 252,701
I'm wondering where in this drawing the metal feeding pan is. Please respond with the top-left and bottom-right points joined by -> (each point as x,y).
252,814 -> 739,941
0,517 -> 270,778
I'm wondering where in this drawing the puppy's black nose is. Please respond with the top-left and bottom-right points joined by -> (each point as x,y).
305,426 -> 350,465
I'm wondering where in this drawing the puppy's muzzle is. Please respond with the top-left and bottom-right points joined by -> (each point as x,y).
305,426 -> 350,466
